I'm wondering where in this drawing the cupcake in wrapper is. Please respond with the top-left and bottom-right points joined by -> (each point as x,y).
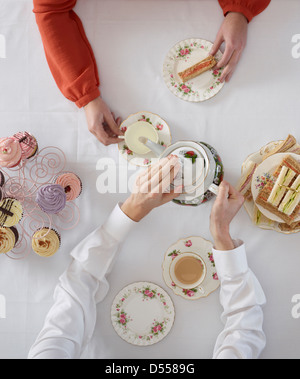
55,172 -> 82,201
36,184 -> 67,214
0,170 -> 5,187
0,137 -> 22,168
0,198 -> 23,227
32,228 -> 61,257
12,132 -> 38,160
0,226 -> 19,254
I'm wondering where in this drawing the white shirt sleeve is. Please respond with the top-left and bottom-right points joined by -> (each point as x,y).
212,240 -> 266,359
28,203 -> 137,359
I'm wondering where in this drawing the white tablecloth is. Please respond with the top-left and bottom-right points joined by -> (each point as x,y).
0,0 -> 299,359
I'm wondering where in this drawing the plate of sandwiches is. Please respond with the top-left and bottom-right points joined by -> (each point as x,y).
237,134 -> 300,234
253,154 -> 300,224
163,38 -> 225,102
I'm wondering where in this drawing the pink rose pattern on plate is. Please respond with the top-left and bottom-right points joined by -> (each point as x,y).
165,39 -> 224,101
112,284 -> 173,343
166,244 -> 219,299
119,113 -> 171,167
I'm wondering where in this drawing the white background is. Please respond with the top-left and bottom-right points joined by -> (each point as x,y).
0,0 -> 299,359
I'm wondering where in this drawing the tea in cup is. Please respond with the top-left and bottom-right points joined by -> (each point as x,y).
124,121 -> 159,155
170,252 -> 206,289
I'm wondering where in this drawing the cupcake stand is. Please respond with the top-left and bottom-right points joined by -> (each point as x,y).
0,143 -> 81,260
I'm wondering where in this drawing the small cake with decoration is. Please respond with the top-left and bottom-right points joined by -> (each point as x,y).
32,228 -> 61,257
55,173 -> 82,201
0,137 -> 22,168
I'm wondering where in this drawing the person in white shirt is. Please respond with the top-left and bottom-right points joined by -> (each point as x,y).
28,155 -> 266,359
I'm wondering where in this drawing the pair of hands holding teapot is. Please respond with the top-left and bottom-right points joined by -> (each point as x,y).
121,156 -> 245,251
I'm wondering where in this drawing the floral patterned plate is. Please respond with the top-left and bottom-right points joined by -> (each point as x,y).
252,153 -> 300,223
162,236 -> 220,300
111,282 -> 175,346
241,140 -> 300,234
163,38 -> 224,102
118,111 -> 172,167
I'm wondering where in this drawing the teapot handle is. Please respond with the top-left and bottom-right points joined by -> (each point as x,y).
208,183 -> 219,196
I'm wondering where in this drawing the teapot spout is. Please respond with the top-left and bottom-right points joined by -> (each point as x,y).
139,137 -> 166,157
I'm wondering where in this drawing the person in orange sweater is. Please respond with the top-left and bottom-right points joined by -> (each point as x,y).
33,0 -> 271,146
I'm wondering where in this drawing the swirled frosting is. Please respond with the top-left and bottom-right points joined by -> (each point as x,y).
0,138 -> 22,168
32,228 -> 60,257
13,132 -> 38,159
0,198 -> 23,227
0,227 -> 16,254
36,184 -> 66,214
55,173 -> 82,201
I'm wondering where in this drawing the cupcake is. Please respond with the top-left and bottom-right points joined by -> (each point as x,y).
0,170 -> 5,187
36,184 -> 66,214
0,227 -> 18,254
12,132 -> 38,160
0,198 -> 23,227
32,228 -> 60,257
0,137 -> 22,168
55,173 -> 82,201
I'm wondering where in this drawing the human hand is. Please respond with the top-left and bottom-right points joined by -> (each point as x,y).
210,12 -> 248,83
121,156 -> 183,222
84,96 -> 123,146
210,181 -> 245,251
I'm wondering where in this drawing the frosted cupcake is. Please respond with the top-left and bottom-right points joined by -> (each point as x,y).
0,198 -> 23,227
0,137 -> 22,168
32,228 -> 60,257
0,227 -> 18,254
36,184 -> 66,214
13,132 -> 38,160
55,173 -> 82,201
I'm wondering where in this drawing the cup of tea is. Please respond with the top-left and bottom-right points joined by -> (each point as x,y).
170,253 -> 206,290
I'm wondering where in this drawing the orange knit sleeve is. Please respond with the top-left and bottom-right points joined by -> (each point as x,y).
33,0 -> 100,108
218,0 -> 271,22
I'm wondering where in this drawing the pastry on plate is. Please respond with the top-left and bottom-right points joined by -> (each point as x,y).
178,55 -> 217,83
262,134 -> 297,161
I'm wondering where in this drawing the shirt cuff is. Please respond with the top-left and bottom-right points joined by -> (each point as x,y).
222,5 -> 254,22
75,87 -> 101,108
212,240 -> 248,279
103,203 -> 138,243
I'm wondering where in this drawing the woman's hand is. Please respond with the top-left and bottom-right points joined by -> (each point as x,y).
84,96 -> 123,145
121,156 -> 183,222
210,12 -> 248,83
210,181 -> 245,250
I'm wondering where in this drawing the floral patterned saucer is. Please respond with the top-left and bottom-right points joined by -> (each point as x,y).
163,38 -> 224,102
111,282 -> 175,346
118,111 -> 172,167
241,140 -> 300,234
162,236 -> 220,300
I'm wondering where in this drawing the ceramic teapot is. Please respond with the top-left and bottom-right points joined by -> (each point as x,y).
140,138 -> 224,206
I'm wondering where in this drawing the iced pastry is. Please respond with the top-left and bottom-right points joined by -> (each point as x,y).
32,228 -> 60,257
0,227 -> 18,254
55,173 -> 82,201
36,184 -> 67,214
13,132 -> 38,159
0,137 -> 22,168
0,198 -> 23,227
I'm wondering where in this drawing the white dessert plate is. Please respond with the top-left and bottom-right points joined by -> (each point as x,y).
111,282 -> 175,346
